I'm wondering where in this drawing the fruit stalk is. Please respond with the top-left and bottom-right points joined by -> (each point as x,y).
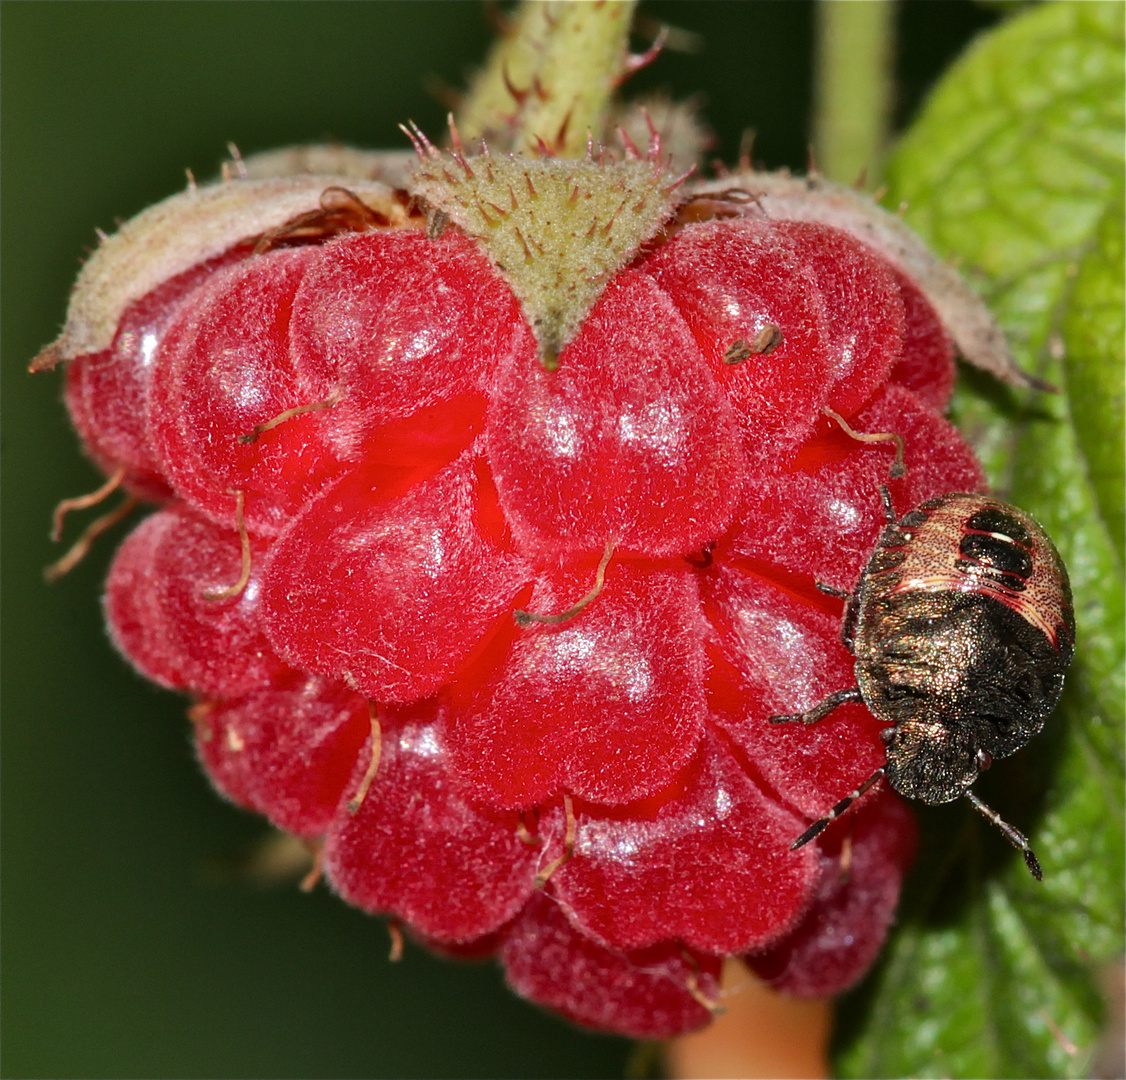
812,0 -> 895,186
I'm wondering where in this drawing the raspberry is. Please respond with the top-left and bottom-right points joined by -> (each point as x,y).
485,268 -> 746,557
104,502 -> 287,697
195,676 -> 370,838
260,450 -> 531,701
442,558 -> 708,807
63,250 -> 249,503
41,149 -> 996,1039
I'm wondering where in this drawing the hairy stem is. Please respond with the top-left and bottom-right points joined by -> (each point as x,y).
457,0 -> 637,158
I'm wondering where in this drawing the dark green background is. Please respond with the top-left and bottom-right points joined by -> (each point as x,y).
2,3 -> 995,1077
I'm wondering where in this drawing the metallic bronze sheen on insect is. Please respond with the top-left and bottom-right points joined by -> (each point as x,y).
771,490 -> 1075,880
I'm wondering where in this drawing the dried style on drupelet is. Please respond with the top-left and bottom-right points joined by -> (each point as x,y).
36,7 -> 1067,1038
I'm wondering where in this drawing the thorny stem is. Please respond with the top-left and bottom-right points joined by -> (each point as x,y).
456,0 -> 638,158
457,3 -> 557,142
812,0 -> 895,187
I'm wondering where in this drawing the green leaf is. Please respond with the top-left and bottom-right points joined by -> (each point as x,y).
1063,191 -> 1125,570
836,4 -> 1125,1078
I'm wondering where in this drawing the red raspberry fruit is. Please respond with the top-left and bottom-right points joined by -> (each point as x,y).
40,151 -> 994,1038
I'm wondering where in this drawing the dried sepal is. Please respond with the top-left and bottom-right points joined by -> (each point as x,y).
238,145 -> 416,188
32,174 -> 415,371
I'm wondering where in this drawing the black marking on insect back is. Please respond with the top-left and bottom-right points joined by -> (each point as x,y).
954,560 -> 1028,592
967,507 -> 1031,544
880,528 -> 914,549
916,495 -> 948,513
868,548 -> 906,575
959,532 -> 1033,580
898,509 -> 931,529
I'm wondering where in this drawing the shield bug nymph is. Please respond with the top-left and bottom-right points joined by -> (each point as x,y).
771,487 -> 1075,880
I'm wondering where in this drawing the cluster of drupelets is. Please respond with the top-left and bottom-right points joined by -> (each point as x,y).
56,187 -> 985,1036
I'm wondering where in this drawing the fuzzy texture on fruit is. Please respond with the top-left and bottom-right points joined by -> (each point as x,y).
54,163 -> 985,1038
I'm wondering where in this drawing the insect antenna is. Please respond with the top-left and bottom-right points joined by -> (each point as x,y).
965,790 -> 1043,881
791,767 -> 886,850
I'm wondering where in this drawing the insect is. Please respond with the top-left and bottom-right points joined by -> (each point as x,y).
771,487 -> 1075,880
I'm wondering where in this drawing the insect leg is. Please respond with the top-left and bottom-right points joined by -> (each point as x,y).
769,686 -> 862,725
791,767 -> 886,849
965,790 -> 1043,881
878,484 -> 896,524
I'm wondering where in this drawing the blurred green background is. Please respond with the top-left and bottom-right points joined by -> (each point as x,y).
2,3 -> 996,1077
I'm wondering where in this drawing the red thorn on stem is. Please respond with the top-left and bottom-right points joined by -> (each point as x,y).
447,113 -> 465,155
554,108 -> 573,154
641,108 -> 663,163
474,200 -> 500,226
615,25 -> 668,86
663,166 -> 695,195
400,121 -> 439,159
617,126 -> 642,161
502,63 -> 530,107
452,151 -> 477,180
514,226 -> 534,261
